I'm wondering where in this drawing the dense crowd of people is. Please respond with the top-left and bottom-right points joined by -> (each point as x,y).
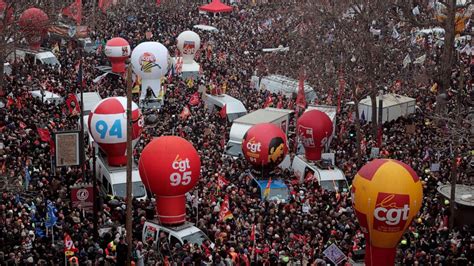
1,0 -> 473,265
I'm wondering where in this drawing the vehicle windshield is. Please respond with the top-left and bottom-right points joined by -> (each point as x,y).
227,112 -> 246,122
113,181 -> 146,198
267,188 -> 289,202
182,231 -> 209,245
225,143 -> 242,157
320,180 -> 349,193
40,57 -> 60,66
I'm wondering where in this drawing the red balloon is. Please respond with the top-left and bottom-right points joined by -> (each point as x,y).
105,37 -> 131,73
138,136 -> 201,224
18,8 -> 49,50
297,110 -> 333,161
242,123 -> 288,170
88,97 -> 143,166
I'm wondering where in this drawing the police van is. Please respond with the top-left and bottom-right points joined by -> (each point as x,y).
142,221 -> 212,247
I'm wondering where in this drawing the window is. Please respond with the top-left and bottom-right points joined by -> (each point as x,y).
170,236 -> 181,247
102,176 -> 110,193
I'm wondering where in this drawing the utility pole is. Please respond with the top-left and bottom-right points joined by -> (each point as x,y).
125,63 -> 133,263
377,89 -> 383,148
449,51 -> 465,229
79,59 -> 86,182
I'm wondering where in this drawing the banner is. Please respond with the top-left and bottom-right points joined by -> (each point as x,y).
62,0 -> 82,25
64,233 -> 78,257
323,243 -> 347,265
55,131 -> 80,167
70,183 -> 94,212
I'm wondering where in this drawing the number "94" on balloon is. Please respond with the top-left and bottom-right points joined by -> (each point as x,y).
95,119 -> 123,139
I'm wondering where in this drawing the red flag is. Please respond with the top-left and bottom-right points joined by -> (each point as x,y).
180,106 -> 191,120
326,88 -> 334,105
276,97 -> 283,109
219,104 -> 227,119
217,175 -> 230,189
37,128 -> 51,142
6,97 -> 14,109
219,195 -> 233,221
62,0 -> 82,25
156,0 -> 161,5
220,136 -> 226,149
189,92 -> 200,106
360,138 -> 367,155
287,100 -> 294,110
64,233 -> 78,256
19,121 -> 27,129
65,94 -> 80,115
98,0 -> 112,13
296,71 -> 307,109
263,95 -> 273,108
250,224 -> 256,241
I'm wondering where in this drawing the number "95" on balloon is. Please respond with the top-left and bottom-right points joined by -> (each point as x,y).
170,171 -> 192,186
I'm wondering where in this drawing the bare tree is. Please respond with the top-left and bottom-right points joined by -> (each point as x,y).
0,1 -> 55,89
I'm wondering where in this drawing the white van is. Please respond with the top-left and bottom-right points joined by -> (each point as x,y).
292,155 -> 349,192
30,90 -> 63,105
95,152 -> 147,201
143,221 -> 212,247
11,48 -> 60,67
78,92 -> 102,116
204,93 -> 247,122
226,108 -> 293,157
251,74 -> 316,103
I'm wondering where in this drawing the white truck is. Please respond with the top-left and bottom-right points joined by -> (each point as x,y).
143,221 -> 212,247
9,48 -> 60,67
95,150 -> 147,201
204,93 -> 247,122
226,108 -> 293,158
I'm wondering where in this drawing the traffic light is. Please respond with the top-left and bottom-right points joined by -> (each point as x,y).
349,126 -> 356,139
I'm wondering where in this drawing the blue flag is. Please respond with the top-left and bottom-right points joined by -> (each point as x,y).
35,227 -> 46,238
45,200 -> 58,228
361,110 -> 366,124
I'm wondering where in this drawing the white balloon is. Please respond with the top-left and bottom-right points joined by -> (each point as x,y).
131,42 -> 169,100
177,31 -> 201,64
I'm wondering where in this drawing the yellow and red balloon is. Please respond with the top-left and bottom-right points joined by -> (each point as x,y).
352,159 -> 423,266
